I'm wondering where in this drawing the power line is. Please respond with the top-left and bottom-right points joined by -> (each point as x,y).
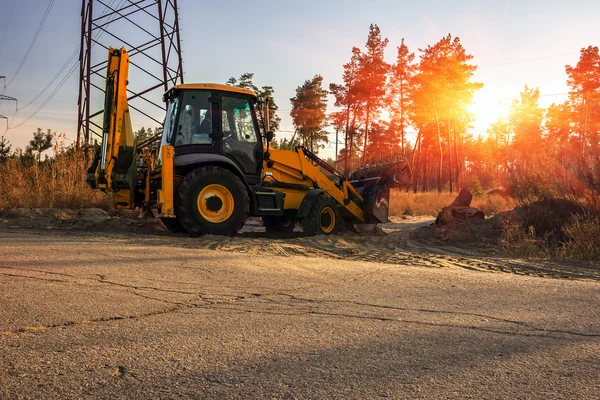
14,0 -> 122,112
17,48 -> 79,111
8,63 -> 78,130
6,0 -> 55,88
7,0 -> 125,130
539,92 -> 568,98
7,0 -> 126,129
479,52 -> 578,69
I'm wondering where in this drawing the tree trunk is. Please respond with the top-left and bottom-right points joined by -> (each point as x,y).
412,129 -> 422,193
453,117 -> 461,189
335,126 -> 339,161
400,81 -> 405,157
363,102 -> 371,166
422,138 -> 429,192
447,110 -> 453,193
349,106 -> 358,171
433,103 -> 443,193
344,104 -> 351,173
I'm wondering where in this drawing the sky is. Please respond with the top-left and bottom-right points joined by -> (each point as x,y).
0,0 -> 599,159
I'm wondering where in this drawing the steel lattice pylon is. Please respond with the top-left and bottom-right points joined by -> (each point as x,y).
77,0 -> 184,151
0,94 -> 18,130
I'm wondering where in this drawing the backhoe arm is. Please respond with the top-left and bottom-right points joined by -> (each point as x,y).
87,47 -> 138,208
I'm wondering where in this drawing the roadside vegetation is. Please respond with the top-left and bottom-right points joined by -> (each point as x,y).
0,132 -> 110,210
500,211 -> 600,262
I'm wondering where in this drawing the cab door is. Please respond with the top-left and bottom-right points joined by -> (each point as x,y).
219,93 -> 262,184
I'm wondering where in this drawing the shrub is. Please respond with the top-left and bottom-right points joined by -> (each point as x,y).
559,214 -> 600,261
498,200 -> 600,261
469,177 -> 485,197
499,218 -> 552,259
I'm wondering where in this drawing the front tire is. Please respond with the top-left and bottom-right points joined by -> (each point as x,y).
176,166 -> 249,236
302,195 -> 340,235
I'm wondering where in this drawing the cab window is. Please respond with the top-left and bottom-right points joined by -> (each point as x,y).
221,95 -> 260,174
174,91 -> 213,146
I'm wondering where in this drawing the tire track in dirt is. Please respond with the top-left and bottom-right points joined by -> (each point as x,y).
171,232 -> 600,282
1,212 -> 598,281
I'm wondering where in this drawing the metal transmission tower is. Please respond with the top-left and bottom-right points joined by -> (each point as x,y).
76,0 -> 184,151
0,92 -> 18,129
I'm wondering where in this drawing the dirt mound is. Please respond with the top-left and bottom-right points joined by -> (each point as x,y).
412,197 -> 589,249
411,218 -> 502,247
511,198 -> 586,245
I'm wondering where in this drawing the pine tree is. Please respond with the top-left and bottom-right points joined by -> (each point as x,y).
388,38 -> 416,156
411,34 -> 482,192
330,46 -> 365,172
545,102 -> 576,188
565,46 -> 600,176
487,116 -> 511,185
290,75 -> 329,153
26,128 -> 54,163
0,136 -> 12,163
226,73 -> 280,132
135,127 -> 161,152
356,24 -> 389,164
329,110 -> 347,161
508,85 -> 544,173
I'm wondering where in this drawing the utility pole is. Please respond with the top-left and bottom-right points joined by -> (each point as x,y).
334,126 -> 338,161
77,0 -> 184,152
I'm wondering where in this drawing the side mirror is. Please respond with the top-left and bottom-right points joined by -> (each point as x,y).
265,130 -> 274,143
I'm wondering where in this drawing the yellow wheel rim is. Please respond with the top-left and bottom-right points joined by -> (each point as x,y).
320,207 -> 335,234
197,184 -> 234,223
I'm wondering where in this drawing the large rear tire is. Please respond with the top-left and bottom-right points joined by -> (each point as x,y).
263,216 -> 296,233
160,217 -> 186,233
302,195 -> 340,235
177,166 -> 249,236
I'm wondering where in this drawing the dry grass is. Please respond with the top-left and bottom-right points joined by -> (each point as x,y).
558,214 -> 600,261
389,190 -> 515,217
499,210 -> 600,262
499,220 -> 553,260
0,139 -> 111,211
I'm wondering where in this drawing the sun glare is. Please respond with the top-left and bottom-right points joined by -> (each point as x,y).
468,97 -> 510,137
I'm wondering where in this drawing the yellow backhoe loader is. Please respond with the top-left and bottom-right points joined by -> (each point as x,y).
87,47 -> 412,236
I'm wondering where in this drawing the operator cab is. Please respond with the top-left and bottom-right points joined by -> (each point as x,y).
160,83 -> 264,184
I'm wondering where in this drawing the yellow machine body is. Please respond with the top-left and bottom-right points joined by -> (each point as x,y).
263,147 -> 365,221
88,47 -> 413,236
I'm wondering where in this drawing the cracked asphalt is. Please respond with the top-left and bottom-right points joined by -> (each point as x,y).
1,230 -> 599,399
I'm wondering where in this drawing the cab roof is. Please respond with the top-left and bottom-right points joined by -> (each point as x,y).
166,83 -> 257,98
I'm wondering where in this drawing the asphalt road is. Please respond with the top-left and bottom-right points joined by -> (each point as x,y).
1,230 -> 599,399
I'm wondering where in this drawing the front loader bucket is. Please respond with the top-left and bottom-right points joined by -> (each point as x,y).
365,184 -> 391,223
350,177 -> 390,223
349,160 -> 412,223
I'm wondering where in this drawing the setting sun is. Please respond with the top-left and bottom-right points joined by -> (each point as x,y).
468,94 -> 511,137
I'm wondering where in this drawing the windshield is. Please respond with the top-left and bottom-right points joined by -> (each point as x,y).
157,94 -> 180,166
